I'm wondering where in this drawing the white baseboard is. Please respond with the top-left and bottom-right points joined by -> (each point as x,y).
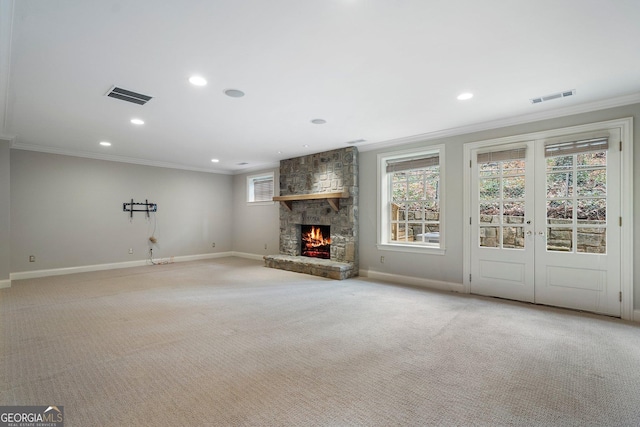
0,279 -> 11,289
230,251 -> 266,261
359,269 -> 465,293
10,252 -> 234,280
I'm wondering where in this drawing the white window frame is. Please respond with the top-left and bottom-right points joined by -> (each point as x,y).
377,145 -> 445,255
246,172 -> 275,205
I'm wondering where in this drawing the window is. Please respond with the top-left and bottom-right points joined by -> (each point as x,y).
378,146 -> 444,253
247,172 -> 274,203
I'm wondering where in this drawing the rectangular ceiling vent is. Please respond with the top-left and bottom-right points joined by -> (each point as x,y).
530,89 -> 575,104
345,139 -> 366,145
105,86 -> 153,105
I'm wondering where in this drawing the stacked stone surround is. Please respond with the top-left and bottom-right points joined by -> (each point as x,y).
264,147 -> 358,279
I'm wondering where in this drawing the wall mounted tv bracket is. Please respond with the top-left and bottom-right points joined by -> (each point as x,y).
123,199 -> 157,218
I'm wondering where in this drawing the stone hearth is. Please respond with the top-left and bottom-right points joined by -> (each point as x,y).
265,147 -> 358,279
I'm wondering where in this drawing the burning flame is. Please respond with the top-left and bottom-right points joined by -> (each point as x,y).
302,226 -> 331,248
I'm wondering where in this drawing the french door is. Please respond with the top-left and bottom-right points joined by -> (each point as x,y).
469,129 -> 621,316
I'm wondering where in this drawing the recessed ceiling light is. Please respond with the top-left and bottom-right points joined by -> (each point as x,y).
211,158 -> 220,163
189,76 -> 207,86
311,119 -> 326,124
224,89 -> 245,98
99,141 -> 111,147
130,118 -> 144,125
457,92 -> 474,101
303,144 -> 310,148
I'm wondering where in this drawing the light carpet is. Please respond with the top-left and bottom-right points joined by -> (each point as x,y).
1,257 -> 639,426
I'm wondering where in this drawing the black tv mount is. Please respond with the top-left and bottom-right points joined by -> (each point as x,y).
122,199 -> 157,218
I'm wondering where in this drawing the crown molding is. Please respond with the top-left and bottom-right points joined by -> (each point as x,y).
359,93 -> 640,152
10,142 -> 236,175
231,162 -> 280,175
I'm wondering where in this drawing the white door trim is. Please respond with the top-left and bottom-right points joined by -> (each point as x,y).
463,117 -> 633,320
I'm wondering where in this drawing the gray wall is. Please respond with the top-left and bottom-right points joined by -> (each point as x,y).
10,151 -> 233,272
231,168 -> 280,257
6,103 -> 640,311
359,103 -> 640,308
0,140 -> 9,282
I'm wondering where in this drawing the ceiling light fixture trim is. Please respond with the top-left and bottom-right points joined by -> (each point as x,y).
224,89 -> 245,98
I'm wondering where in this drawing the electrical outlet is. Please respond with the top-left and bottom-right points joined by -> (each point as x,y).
29,255 -> 35,262
128,248 -> 133,254
264,244 -> 267,250
380,256 -> 384,264
212,242 -> 216,248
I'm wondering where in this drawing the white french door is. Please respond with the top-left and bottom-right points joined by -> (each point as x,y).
469,129 -> 621,316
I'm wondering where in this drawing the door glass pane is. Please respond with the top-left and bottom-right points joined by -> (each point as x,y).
576,169 -> 606,197
503,176 -> 525,199
479,162 -> 499,177
547,200 -> 573,224
503,160 -> 525,175
503,202 -> 524,222
480,226 -> 499,247
577,198 -> 606,225
577,229 -> 606,253
547,172 -> 573,198
547,155 -> 573,171
503,226 -> 525,249
577,152 -> 606,167
480,203 -> 499,224
547,227 -> 572,252
480,178 -> 500,199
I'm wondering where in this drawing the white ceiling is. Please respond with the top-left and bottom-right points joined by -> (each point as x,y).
2,0 -> 640,174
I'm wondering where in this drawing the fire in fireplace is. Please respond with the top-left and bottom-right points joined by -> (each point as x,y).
301,225 -> 331,259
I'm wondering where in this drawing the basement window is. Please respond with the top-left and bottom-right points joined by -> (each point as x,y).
247,173 -> 275,204
377,145 -> 445,254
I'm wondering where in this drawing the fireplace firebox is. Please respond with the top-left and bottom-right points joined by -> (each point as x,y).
301,225 -> 331,259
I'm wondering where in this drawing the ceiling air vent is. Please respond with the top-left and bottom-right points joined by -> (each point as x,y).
530,89 -> 575,104
105,86 -> 153,105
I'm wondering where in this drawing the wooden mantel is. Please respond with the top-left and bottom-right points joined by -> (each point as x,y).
273,191 -> 350,212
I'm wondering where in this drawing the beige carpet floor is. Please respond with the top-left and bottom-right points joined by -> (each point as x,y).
1,257 -> 639,426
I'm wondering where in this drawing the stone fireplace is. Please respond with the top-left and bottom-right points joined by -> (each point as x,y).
264,147 -> 358,279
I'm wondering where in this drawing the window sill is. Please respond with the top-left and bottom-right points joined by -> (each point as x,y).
376,243 -> 446,256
